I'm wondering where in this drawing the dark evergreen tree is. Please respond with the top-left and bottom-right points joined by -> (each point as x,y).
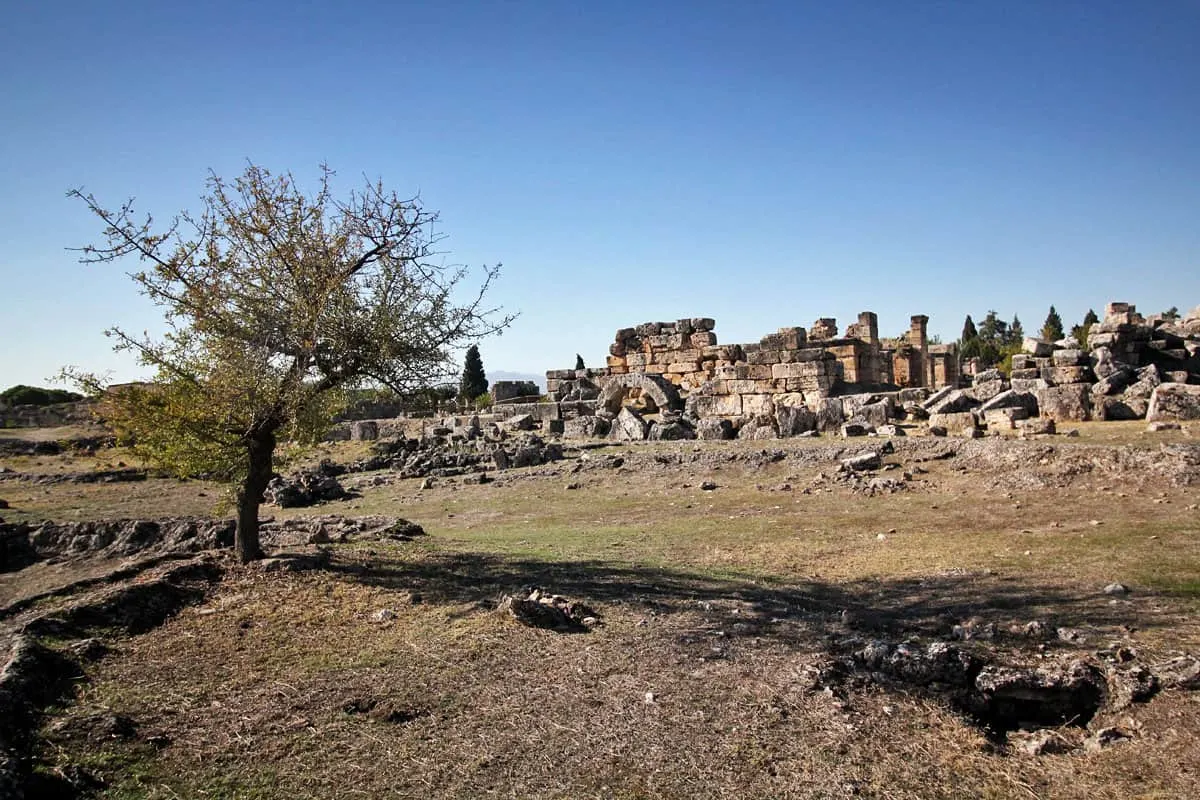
1071,308 -> 1099,347
960,315 -> 977,343
978,310 -> 1007,346
575,353 -> 585,370
460,344 -> 488,401
1040,306 -> 1065,342
1008,315 -> 1024,345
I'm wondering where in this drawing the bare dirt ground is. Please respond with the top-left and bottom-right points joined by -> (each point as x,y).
2,421 -> 1199,799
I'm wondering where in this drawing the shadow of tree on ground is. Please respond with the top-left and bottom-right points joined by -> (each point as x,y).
325,549 -> 1163,652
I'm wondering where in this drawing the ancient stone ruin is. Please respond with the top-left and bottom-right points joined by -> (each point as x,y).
530,312 -> 961,440
326,301 -> 1198,447
523,302 -> 1197,441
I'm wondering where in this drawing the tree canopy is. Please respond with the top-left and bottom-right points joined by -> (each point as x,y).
0,385 -> 84,407
959,310 -> 1023,369
66,164 -> 512,561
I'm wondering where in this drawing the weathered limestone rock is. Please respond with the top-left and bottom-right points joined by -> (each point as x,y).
1046,366 -> 1095,385
1037,384 -> 1092,422
266,468 -> 351,508
609,407 -> 648,441
979,389 -> 1038,414
695,417 -> 735,440
983,407 -> 1029,429
814,396 -> 845,433
1094,397 -> 1146,421
1051,349 -> 1089,366
505,414 -> 536,431
350,420 -> 379,441
1147,383 -> 1200,421
928,411 -> 977,434
841,451 -> 881,470
1010,378 -> 1049,395
742,393 -> 775,417
1023,338 -> 1054,356
897,387 -> 929,404
563,416 -> 611,439
840,422 -> 872,437
1018,417 -> 1056,436
927,390 -> 973,415
967,380 -> 1007,403
852,400 -> 891,428
775,394 -> 817,436
648,420 -> 695,440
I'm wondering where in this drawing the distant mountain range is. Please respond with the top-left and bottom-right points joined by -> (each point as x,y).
489,370 -> 546,391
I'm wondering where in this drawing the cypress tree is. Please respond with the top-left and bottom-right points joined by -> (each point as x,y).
1072,309 -> 1099,347
1040,306 -> 1065,342
460,345 -> 488,401
575,353 -> 585,370
1008,315 -> 1024,345
961,315 -> 977,343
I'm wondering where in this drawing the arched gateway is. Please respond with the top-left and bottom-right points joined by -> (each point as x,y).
597,374 -> 683,415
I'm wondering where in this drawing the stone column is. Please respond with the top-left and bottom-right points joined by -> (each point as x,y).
909,315 -> 930,388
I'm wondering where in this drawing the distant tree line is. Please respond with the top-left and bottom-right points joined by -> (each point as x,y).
958,306 -> 1104,371
957,310 -> 1024,368
0,385 -> 84,407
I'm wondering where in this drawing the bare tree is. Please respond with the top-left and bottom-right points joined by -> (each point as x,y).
66,164 -> 513,561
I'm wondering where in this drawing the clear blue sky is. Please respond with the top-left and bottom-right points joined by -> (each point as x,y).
2,0 -> 1198,388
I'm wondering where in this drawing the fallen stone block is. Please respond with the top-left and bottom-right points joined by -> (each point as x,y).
1023,338 -> 1053,356
842,452 -> 882,471
695,417 -> 734,440
928,411 -> 977,434
927,390 -> 974,415
609,407 -> 648,441
840,422 -> 873,437
1037,384 -> 1092,422
1147,383 -> 1200,421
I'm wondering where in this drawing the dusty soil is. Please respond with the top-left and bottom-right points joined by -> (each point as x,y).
2,421 -> 1199,799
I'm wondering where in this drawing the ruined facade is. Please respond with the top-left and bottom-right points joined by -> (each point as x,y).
545,312 -> 958,424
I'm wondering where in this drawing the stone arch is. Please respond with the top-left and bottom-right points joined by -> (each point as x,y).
598,374 -> 683,415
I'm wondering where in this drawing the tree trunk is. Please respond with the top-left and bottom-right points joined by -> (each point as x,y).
235,429 -> 276,563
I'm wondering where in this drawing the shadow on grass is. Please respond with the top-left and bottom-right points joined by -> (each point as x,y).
325,549 -> 1164,648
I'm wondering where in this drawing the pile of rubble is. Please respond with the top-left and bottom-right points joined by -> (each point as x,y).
265,462 -> 354,508
497,587 -> 601,631
923,302 -> 1200,433
268,417 -> 574,505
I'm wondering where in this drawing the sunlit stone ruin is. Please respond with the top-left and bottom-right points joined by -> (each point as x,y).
483,302 -> 1200,442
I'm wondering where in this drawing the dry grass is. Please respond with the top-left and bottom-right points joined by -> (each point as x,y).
14,430 -> 1200,798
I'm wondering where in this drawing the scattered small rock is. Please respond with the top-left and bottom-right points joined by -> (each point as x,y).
1084,726 -> 1133,752
68,638 -> 109,661
1010,729 -> 1073,756
1102,582 -> 1130,596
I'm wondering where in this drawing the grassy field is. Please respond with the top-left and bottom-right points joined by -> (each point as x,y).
5,422 -> 1200,798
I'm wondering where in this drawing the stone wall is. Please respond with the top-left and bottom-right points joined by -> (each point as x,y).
545,311 -> 956,432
